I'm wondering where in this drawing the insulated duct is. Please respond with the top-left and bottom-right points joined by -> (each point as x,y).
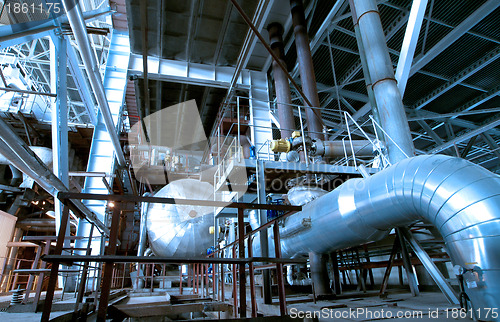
61,0 -> 126,167
278,155 -> 500,313
146,179 -> 215,257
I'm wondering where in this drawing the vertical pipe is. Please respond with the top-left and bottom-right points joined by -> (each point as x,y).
349,8 -> 384,140
267,22 -> 295,138
290,0 -> 324,140
309,252 -> 331,297
350,0 -> 415,163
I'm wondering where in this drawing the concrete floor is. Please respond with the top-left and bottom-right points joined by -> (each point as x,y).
0,290 -> 74,321
260,290 -> 472,321
0,288 -> 472,321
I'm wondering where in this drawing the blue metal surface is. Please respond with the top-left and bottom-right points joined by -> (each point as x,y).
76,31 -> 130,254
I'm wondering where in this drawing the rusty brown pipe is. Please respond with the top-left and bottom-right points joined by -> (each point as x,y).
267,22 -> 295,139
290,0 -> 324,140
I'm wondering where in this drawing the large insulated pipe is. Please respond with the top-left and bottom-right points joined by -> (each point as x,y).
267,22 -> 295,139
350,0 -> 415,163
280,155 -> 500,314
61,0 -> 126,167
290,0 -> 324,140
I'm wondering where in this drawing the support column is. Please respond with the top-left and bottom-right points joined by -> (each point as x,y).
267,22 -> 295,138
350,0 -> 415,163
50,34 -> 73,292
330,251 -> 341,295
50,35 -> 70,238
257,160 -> 272,304
290,0 -> 324,140
309,252 -> 331,297
396,228 -> 419,296
97,204 -> 121,321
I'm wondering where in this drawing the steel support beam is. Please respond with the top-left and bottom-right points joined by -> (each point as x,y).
429,115 -> 500,154
224,0 -> 274,105
129,54 -> 252,89
256,160 -> 272,304
336,0 -> 499,136
50,35 -> 71,250
413,47 -> 500,110
482,134 -> 500,159
409,0 -> 500,75
0,7 -> 113,49
408,108 -> 500,136
396,228 -> 419,296
395,0 -> 429,95
399,228 -> 459,305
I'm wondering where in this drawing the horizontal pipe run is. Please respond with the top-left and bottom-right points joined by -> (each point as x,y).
279,155 -> 500,312
57,192 -> 302,211
41,255 -> 307,265
0,87 -> 56,97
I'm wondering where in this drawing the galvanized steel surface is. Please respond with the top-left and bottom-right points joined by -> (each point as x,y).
279,155 -> 500,312
146,179 -> 215,257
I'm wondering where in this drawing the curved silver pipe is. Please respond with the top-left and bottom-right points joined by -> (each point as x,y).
280,155 -> 500,312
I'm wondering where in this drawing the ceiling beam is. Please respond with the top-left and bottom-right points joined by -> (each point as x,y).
413,46 -> 500,110
409,0 -> 499,75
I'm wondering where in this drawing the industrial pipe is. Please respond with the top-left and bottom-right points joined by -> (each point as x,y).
61,0 -> 126,167
267,22 -> 295,139
279,155 -> 500,315
0,118 -> 109,235
9,165 -> 23,186
312,140 -> 373,158
350,0 -> 415,163
290,0 -> 324,140
309,252 -> 331,296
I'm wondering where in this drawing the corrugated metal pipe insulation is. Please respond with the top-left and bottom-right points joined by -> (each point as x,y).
278,154 -> 500,313
145,155 -> 500,313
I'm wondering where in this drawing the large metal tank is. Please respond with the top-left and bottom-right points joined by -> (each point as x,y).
146,179 -> 215,257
